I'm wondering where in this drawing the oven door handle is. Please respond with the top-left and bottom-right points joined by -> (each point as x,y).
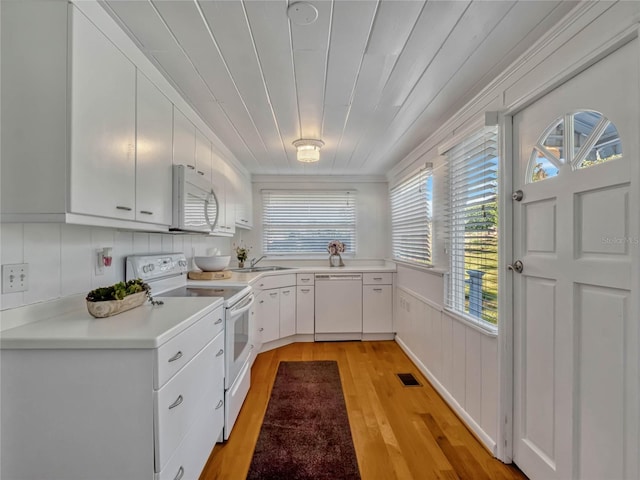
229,293 -> 255,317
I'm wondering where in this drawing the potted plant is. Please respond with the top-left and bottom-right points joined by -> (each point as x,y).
86,279 -> 163,318
233,242 -> 251,268
327,240 -> 345,267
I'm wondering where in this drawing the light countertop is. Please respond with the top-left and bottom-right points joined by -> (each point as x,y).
0,297 -> 224,350
187,264 -> 396,288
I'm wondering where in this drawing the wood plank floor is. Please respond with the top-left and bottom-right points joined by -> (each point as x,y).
200,341 -> 527,480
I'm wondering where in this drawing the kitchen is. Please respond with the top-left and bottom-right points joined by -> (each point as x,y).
1,1 -> 639,479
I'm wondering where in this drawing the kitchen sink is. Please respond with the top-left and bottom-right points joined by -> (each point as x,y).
230,266 -> 296,273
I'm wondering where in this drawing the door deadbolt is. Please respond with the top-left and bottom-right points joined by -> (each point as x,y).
507,260 -> 524,274
512,190 -> 524,202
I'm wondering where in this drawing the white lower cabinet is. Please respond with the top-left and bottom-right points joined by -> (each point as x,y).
279,287 -> 296,338
0,305 -> 225,480
257,289 -> 280,343
362,272 -> 394,338
296,286 -> 315,334
363,285 -> 393,333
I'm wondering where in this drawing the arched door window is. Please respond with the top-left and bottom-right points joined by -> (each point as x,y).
527,110 -> 622,183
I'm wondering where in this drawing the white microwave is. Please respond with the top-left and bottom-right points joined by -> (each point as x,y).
171,165 -> 219,233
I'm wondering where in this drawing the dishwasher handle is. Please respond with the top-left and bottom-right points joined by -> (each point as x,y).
315,274 -> 362,281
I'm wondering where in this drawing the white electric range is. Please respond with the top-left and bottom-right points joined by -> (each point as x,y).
126,253 -> 254,440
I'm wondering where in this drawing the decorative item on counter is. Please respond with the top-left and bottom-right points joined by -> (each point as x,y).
327,240 -> 345,267
233,241 -> 252,268
85,279 -> 163,318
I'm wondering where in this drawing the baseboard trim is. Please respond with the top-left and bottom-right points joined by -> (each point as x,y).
395,335 -> 498,456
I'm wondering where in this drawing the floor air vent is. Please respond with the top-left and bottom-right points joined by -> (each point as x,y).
396,373 -> 421,387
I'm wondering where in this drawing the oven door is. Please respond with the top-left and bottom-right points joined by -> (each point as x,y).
225,292 -> 255,388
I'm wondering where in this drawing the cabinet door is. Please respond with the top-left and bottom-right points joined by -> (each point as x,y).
256,289 -> 279,343
279,287 -> 296,338
135,72 -> 172,225
223,163 -> 236,235
296,286 -> 314,334
69,7 -> 136,220
234,170 -> 253,229
195,129 -> 212,183
363,285 -> 393,333
172,107 -> 195,169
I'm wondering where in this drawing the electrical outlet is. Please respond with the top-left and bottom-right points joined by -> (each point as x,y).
2,263 -> 29,293
95,249 -> 105,276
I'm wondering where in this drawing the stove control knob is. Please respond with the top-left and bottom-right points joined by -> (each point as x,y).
142,265 -> 148,273
149,264 -> 155,271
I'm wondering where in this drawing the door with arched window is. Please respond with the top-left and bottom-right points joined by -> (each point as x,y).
512,41 -> 639,480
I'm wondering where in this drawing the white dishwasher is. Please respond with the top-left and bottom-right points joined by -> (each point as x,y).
314,273 -> 363,341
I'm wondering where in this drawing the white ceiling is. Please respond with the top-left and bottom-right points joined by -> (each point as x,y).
101,0 -> 578,176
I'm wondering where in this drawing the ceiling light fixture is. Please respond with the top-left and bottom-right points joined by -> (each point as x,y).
293,139 -> 324,163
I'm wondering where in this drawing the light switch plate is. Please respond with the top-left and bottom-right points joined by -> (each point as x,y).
2,263 -> 29,293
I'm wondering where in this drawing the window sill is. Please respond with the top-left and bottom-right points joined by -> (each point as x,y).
390,258 -> 447,276
442,308 -> 498,338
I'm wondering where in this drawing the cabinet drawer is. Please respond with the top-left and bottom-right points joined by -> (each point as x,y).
296,273 -> 314,285
156,394 -> 223,480
254,273 -> 296,290
363,272 -> 392,285
155,331 -> 224,471
155,305 -> 224,389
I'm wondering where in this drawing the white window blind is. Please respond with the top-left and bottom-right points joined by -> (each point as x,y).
445,126 -> 499,327
262,190 -> 356,255
390,165 -> 433,265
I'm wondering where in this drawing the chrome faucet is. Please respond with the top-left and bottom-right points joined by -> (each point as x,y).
250,255 -> 267,268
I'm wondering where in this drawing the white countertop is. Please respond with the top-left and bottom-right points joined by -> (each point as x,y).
0,297 -> 224,350
186,264 -> 396,288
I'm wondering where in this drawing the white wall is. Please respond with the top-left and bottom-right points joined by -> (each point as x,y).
0,224 -> 230,311
237,175 -> 390,261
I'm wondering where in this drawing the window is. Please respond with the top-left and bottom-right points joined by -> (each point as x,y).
390,165 -> 433,265
445,126 -> 498,327
528,110 -> 622,183
262,190 -> 356,255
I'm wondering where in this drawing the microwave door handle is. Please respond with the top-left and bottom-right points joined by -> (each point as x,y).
204,191 -> 219,231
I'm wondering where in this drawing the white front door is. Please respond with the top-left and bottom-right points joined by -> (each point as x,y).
512,40 -> 639,480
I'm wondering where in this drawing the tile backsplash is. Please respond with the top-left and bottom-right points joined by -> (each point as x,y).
0,223 -> 231,311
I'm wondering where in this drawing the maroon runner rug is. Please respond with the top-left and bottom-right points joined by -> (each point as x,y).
246,360 -> 361,480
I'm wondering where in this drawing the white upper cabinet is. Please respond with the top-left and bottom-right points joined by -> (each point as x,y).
69,6 -> 136,221
172,107 -> 196,170
211,153 -> 235,236
135,72 -> 173,225
232,167 -> 253,229
195,129 -> 213,184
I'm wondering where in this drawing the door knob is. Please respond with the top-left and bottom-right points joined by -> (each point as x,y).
508,260 -> 524,273
512,190 -> 524,201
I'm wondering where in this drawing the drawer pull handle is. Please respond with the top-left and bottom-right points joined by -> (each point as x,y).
216,348 -> 224,357
168,351 -> 183,363
168,395 -> 183,410
301,278 -> 310,282
259,300 -> 264,304
214,318 -> 223,325
373,288 -> 383,292
259,327 -> 264,332
373,277 -> 383,280
215,399 -> 224,410
270,292 -> 277,297
174,466 -> 184,480
301,288 -> 310,293
282,290 -> 290,295
187,164 -> 195,170
139,210 -> 153,215
116,205 -> 132,211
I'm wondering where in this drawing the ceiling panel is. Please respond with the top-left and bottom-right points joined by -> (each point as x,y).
101,0 -> 580,176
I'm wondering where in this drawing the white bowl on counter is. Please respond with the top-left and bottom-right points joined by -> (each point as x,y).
194,255 -> 231,272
